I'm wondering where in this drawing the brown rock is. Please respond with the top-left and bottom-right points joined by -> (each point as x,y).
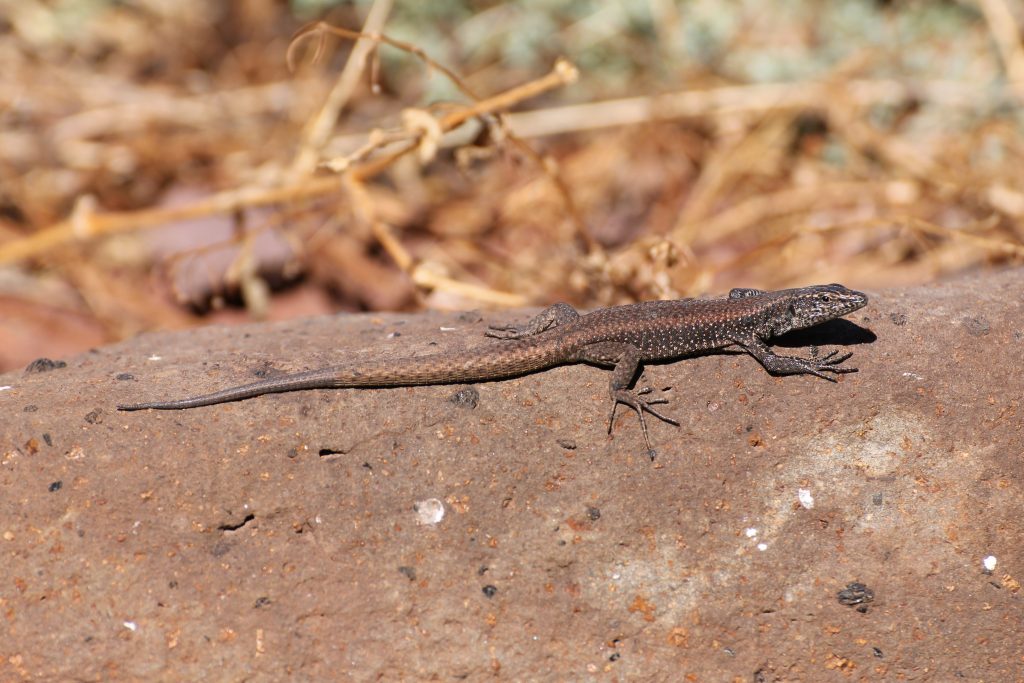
1,271 -> 1022,680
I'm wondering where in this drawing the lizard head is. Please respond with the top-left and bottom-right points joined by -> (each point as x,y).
777,284 -> 868,335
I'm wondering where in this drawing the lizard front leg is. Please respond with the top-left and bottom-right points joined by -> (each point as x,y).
578,341 -> 678,456
486,303 -> 580,340
736,336 -> 857,381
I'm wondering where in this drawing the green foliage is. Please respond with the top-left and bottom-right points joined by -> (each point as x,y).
289,0 -> 993,101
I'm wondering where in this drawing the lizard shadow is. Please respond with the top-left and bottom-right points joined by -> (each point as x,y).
699,318 -> 875,359
770,318 -> 876,349
639,318 -> 874,371
629,318 -> 875,379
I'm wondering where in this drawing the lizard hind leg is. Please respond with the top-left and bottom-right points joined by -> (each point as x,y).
580,341 -> 679,454
485,303 -> 580,340
608,386 -> 679,454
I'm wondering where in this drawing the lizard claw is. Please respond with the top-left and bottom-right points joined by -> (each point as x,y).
803,350 -> 857,381
608,387 -> 679,452
486,304 -> 579,341
819,350 -> 854,366
635,385 -> 670,405
485,325 -> 522,340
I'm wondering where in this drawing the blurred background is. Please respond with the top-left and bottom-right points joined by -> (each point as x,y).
1,0 -> 1022,372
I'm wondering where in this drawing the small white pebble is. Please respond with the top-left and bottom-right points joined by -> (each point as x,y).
439,327 -> 457,332
797,488 -> 814,509
757,543 -> 768,552
147,355 -> 162,361
0,386 -> 11,392
745,527 -> 758,538
123,621 -> 138,631
414,498 -> 445,525
983,555 -> 998,572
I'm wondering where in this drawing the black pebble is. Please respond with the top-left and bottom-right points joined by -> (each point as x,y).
25,358 -> 66,374
449,386 -> 479,409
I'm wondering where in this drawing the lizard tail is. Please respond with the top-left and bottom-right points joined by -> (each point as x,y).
117,340 -> 563,411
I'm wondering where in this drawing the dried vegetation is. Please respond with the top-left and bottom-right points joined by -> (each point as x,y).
1,0 -> 1022,370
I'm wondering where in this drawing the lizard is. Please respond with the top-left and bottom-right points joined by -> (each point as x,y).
118,283 -> 868,455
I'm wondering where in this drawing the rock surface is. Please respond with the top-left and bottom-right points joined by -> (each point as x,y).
2,271 -> 1022,680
